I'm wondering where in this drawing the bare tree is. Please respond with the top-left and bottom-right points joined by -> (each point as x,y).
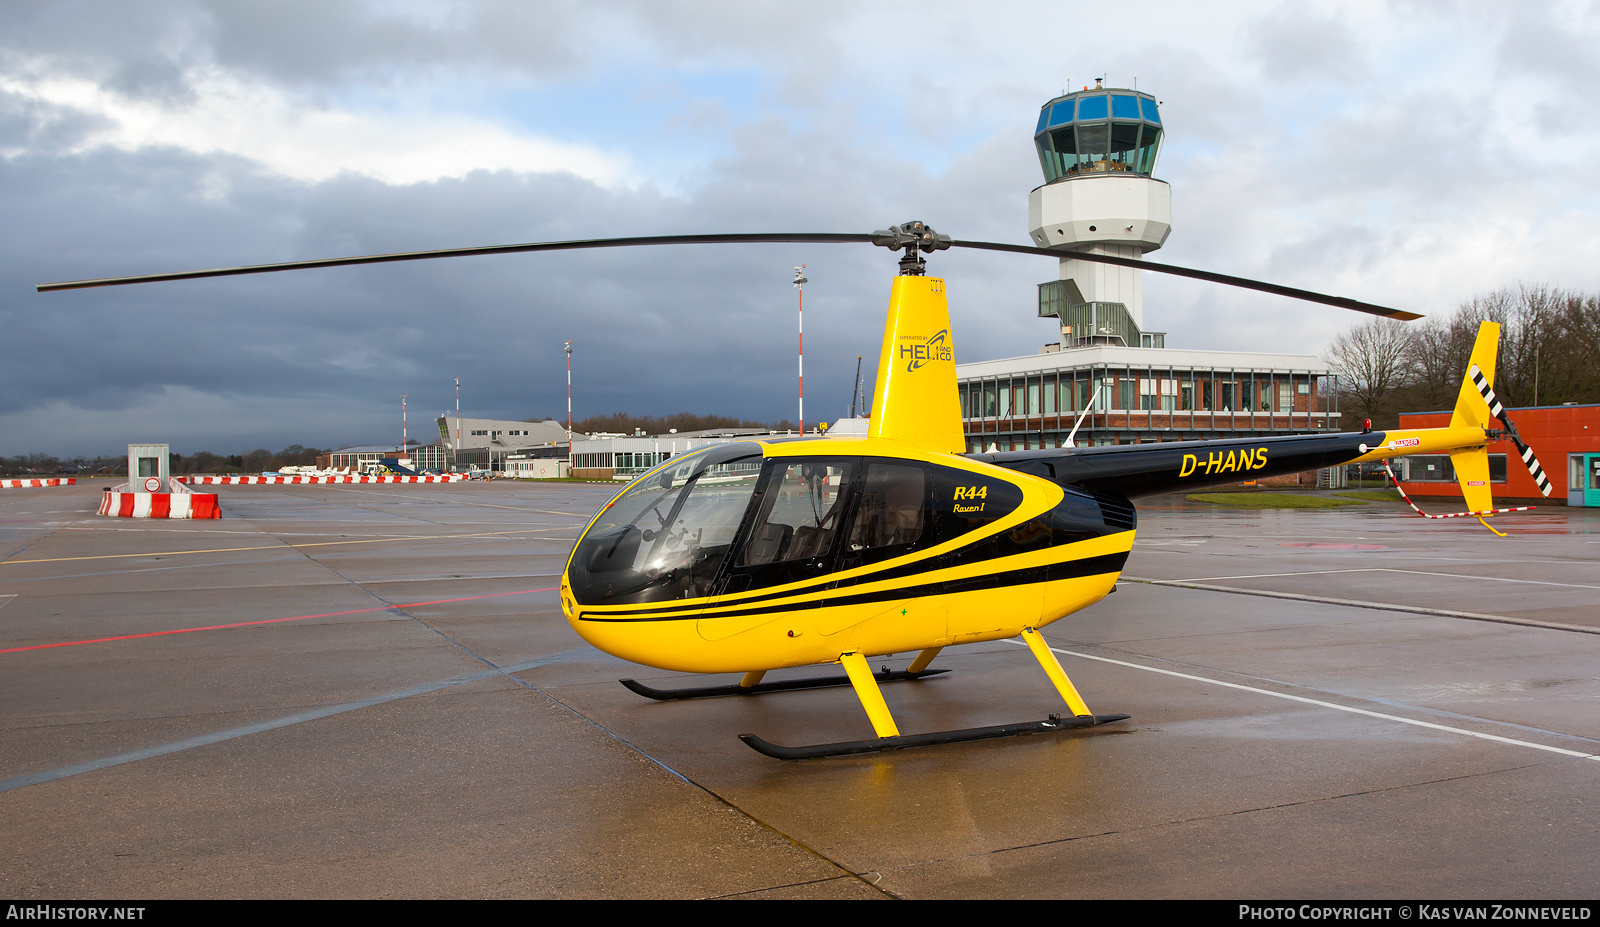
1323,318 -> 1415,423
1405,311 -> 1479,412
1563,292 -> 1600,359
1553,291 -> 1600,404
1491,285 -> 1561,407
1329,285 -> 1599,427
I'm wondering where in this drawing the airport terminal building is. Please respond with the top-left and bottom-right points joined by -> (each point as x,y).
434,416 -> 569,469
325,417 -> 570,473
958,345 -> 1337,452
569,427 -> 794,480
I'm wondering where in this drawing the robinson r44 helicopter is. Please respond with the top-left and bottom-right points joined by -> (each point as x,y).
39,221 -> 1551,759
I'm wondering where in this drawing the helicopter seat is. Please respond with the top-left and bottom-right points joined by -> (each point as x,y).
743,523 -> 792,566
788,524 -> 834,560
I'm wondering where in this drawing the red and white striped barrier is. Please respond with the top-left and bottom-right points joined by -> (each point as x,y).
99,481 -> 220,519
1382,463 -> 1530,536
2,478 -> 76,488
175,474 -> 468,485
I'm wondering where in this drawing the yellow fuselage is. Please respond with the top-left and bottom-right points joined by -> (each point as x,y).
561,438 -> 1131,674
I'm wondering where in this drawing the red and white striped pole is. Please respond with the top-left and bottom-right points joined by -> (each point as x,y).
794,265 -> 807,433
565,341 -> 573,460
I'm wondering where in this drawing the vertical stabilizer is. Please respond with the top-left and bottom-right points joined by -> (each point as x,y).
1450,322 -> 1500,430
868,276 -> 966,453
1448,321 -> 1501,513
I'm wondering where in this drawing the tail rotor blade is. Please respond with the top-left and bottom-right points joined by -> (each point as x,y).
1468,364 -> 1553,497
1512,437 -> 1553,497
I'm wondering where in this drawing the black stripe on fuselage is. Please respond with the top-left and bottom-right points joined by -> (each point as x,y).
576,550 -> 1129,623
573,508 -> 1130,621
574,520 -> 1068,620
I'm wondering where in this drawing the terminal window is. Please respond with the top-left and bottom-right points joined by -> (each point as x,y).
1404,454 -> 1508,483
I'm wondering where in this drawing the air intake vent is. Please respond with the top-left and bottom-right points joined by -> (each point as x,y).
1085,489 -> 1137,531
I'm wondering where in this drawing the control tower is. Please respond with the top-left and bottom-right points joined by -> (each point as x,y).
1028,82 -> 1170,345
954,83 -> 1338,453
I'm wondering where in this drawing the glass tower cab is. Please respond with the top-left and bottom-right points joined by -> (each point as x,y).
1027,84 -> 1171,332
1034,86 -> 1163,182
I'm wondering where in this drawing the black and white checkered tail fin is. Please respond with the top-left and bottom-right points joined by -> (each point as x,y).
1468,364 -> 1552,497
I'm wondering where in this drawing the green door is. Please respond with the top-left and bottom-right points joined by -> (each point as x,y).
1587,454 -> 1600,508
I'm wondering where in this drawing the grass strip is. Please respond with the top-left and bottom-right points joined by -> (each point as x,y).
1335,490 -> 1403,502
1186,492 -> 1367,508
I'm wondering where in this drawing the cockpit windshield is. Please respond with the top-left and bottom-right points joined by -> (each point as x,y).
569,444 -> 762,605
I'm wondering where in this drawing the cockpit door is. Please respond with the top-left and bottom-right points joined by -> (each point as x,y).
698,457 -> 859,642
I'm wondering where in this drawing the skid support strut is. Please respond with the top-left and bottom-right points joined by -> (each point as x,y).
740,641 -> 1129,760
1021,626 -> 1092,716
840,651 -> 900,737
906,646 -> 942,674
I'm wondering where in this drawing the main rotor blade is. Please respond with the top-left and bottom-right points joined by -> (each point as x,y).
947,240 -> 1422,321
37,227 -> 1420,321
35,233 -> 876,292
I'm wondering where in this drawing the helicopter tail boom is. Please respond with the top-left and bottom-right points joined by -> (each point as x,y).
979,321 -> 1554,528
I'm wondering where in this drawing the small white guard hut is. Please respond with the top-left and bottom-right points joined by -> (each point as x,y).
128,443 -> 170,493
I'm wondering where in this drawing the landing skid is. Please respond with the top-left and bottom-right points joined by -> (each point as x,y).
738,630 -> 1126,760
740,713 -> 1131,760
619,667 -> 949,701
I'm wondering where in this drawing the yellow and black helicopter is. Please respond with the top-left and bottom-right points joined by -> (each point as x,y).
39,221 -> 1550,759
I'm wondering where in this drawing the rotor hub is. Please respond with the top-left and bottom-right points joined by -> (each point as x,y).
871,221 -> 952,275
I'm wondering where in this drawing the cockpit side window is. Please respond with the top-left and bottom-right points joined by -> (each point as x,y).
568,451 -> 761,605
843,462 -> 929,567
722,458 -> 857,592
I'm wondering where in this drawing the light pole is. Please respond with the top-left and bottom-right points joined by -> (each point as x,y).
454,377 -> 461,471
572,341 -> 579,464
401,394 -> 408,457
850,355 -> 862,419
794,265 -> 807,433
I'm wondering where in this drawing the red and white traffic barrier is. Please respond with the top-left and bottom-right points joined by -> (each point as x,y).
1382,463 -> 1530,537
175,474 -> 467,485
1382,463 -> 1533,519
2,478 -> 76,488
99,481 -> 220,519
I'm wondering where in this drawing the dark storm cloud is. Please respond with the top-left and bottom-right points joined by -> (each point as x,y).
6,116 -> 1038,456
201,1 -> 591,86
5,2 -> 1598,458
0,1 -> 953,456
1,1 -> 587,89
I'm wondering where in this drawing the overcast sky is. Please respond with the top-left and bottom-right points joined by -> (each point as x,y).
4,1 -> 1598,457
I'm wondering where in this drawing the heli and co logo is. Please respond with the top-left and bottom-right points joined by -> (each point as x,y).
900,330 -> 953,372
1388,437 -> 1421,449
